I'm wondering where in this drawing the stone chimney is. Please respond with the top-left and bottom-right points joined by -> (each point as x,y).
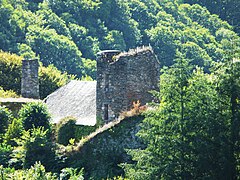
21,59 -> 39,99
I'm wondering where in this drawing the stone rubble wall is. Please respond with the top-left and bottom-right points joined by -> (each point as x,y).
21,59 -> 39,99
97,47 -> 160,123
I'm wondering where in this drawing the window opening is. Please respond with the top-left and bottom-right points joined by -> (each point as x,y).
105,74 -> 109,91
104,104 -> 109,120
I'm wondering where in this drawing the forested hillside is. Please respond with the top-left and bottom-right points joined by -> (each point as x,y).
0,0 -> 239,77
0,0 -> 240,179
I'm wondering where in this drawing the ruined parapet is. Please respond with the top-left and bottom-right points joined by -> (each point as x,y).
21,59 -> 39,99
96,47 -> 160,123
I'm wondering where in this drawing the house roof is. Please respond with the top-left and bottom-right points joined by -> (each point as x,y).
44,80 -> 96,126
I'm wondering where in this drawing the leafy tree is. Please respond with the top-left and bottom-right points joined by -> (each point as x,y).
68,23 -> 100,60
101,30 -> 126,51
0,106 -> 12,135
17,43 -> 37,59
39,64 -> 72,99
98,0 -> 141,48
26,25 -> 83,77
56,117 -> 76,146
18,102 -> 51,131
124,53 -> 233,179
0,51 -> 22,94
0,142 -> 12,167
82,58 -> 96,80
0,86 -> 18,98
4,118 -> 23,146
0,51 -> 72,98
184,0 -> 240,34
36,8 -> 71,37
11,128 -> 56,171
213,34 -> 240,179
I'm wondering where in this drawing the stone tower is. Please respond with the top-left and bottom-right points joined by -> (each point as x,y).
96,47 -> 160,123
21,59 -> 39,99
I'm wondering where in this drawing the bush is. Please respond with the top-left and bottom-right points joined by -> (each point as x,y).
0,106 -> 12,135
0,51 -> 72,99
11,128 -> 56,171
1,162 -> 57,180
59,167 -> 84,180
18,102 -> 51,131
56,117 -> 76,146
39,64 -> 73,99
0,86 -> 18,98
74,117 -> 103,141
0,51 -> 22,94
4,118 -> 23,146
0,143 -> 12,167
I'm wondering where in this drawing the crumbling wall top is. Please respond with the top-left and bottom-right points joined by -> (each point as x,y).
97,50 -> 121,63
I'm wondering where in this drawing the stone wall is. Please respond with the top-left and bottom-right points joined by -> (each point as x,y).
21,59 -> 39,99
97,47 -> 160,123
66,116 -> 145,179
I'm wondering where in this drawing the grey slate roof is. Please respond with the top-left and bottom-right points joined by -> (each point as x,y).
44,80 -> 96,126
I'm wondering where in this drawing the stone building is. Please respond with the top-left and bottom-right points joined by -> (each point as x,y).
44,46 -> 160,125
96,47 -> 160,123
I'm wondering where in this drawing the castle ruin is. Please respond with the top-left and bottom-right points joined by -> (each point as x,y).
96,47 -> 160,123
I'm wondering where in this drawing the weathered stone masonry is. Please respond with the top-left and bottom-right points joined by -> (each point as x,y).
96,47 -> 160,123
21,59 -> 39,99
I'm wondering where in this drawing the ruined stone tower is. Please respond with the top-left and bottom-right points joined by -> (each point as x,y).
96,47 -> 160,123
21,59 -> 39,99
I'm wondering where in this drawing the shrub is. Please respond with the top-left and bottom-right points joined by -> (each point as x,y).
0,106 -> 12,135
39,64 -> 73,99
0,143 -> 12,167
74,117 -> 103,141
11,127 -> 56,171
2,162 -> 57,180
0,51 -> 72,99
4,118 -> 23,146
0,86 -> 18,98
0,51 -> 22,94
23,162 -> 57,180
59,167 -> 84,180
56,117 -> 76,146
18,102 -> 51,131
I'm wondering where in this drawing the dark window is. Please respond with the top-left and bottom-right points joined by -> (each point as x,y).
105,74 -> 109,91
104,104 -> 108,120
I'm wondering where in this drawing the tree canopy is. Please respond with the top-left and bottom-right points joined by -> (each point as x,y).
0,0 -> 240,179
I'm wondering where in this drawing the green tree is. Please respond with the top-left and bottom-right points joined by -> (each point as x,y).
0,106 -> 12,135
39,64 -> 72,99
18,102 -> 51,131
4,118 -> 23,146
183,0 -> 240,34
68,23 -> 100,60
26,25 -> 83,77
0,51 -> 22,94
124,53 -> 232,179
213,35 -> 240,179
56,117 -> 76,146
12,127 -> 56,171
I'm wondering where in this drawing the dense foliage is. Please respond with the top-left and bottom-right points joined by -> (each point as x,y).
0,0 -> 240,179
0,51 -> 72,99
18,102 -> 51,131
123,38 -> 240,179
56,117 -> 76,146
184,0 -> 240,34
1,0 -> 239,78
0,106 -> 12,135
